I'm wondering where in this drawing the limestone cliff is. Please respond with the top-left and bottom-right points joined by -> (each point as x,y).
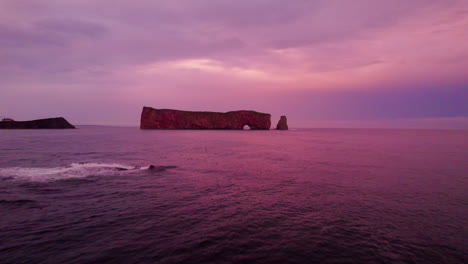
140,107 -> 271,130
0,117 -> 75,129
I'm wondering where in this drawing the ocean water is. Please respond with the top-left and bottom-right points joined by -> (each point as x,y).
0,127 -> 467,264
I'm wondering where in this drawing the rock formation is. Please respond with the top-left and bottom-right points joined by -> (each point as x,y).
140,107 -> 271,130
0,117 -> 76,129
276,116 -> 288,130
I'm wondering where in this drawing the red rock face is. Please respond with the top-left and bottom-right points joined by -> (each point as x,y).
0,117 -> 75,129
140,107 -> 271,130
276,116 -> 288,130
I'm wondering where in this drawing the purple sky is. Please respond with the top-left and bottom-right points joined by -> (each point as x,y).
1,0 -> 467,128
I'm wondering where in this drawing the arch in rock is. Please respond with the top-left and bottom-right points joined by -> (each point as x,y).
141,107 -> 271,130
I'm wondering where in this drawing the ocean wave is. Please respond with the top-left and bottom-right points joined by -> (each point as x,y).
0,162 -> 140,182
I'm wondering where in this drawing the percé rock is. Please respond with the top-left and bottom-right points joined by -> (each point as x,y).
140,107 -> 271,130
0,117 -> 75,129
276,116 -> 288,130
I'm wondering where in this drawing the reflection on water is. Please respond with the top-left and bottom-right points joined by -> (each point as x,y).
0,127 -> 467,263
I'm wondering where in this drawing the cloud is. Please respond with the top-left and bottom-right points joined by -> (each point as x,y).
34,18 -> 107,37
0,0 -> 466,126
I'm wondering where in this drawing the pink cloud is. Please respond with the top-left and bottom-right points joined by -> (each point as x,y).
0,0 -> 466,126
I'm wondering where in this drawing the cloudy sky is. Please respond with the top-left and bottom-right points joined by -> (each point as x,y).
1,0 -> 467,128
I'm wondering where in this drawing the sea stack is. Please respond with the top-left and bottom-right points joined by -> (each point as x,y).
140,107 -> 271,130
276,116 -> 288,130
0,117 -> 75,129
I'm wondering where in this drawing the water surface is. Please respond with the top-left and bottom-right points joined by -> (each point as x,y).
1,127 -> 467,263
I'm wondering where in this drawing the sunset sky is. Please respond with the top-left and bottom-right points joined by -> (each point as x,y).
1,0 -> 467,128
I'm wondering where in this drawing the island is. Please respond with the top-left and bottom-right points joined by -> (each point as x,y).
140,107 -> 271,130
0,117 -> 76,129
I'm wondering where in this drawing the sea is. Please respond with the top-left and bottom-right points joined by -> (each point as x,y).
0,127 -> 467,264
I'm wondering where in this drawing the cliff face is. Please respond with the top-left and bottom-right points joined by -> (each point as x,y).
141,107 -> 271,130
0,117 -> 75,129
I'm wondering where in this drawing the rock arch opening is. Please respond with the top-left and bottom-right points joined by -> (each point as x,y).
243,125 -> 251,130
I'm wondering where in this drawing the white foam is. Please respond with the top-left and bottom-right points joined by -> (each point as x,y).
0,163 -> 138,182
70,162 -> 135,170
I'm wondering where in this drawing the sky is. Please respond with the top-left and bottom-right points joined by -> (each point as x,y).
0,0 -> 467,128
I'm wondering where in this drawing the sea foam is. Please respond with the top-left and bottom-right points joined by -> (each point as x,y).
0,162 -> 138,182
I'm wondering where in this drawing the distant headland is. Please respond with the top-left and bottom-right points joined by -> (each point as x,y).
141,106 -> 288,130
0,117 -> 76,129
